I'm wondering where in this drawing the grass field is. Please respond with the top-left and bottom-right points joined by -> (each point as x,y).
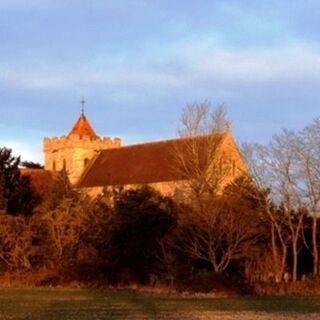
0,288 -> 319,319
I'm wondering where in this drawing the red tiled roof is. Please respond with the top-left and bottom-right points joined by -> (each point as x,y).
69,114 -> 97,137
77,134 -> 227,188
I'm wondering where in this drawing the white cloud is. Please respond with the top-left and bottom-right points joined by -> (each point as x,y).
2,40 -> 320,93
0,67 -> 186,91
83,70 -> 186,87
182,41 -> 320,83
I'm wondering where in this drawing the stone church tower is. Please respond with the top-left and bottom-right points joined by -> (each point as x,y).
43,110 -> 121,185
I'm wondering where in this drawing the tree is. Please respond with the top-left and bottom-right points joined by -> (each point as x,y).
29,177 -> 112,275
21,161 -> 44,169
43,196 -> 89,264
178,102 -> 229,136
0,148 -> 20,211
41,169 -> 85,265
110,186 -> 177,284
242,143 -> 289,282
78,188 -> 116,267
0,173 -> 6,212
298,119 -> 320,277
0,214 -> 32,270
177,178 -> 263,273
242,130 -> 307,282
45,169 -> 78,211
0,147 -> 40,216
171,102 -> 262,276
173,102 -> 232,207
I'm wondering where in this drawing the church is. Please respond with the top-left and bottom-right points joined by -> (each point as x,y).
43,108 -> 247,196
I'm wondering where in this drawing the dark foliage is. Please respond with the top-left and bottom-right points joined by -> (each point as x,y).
0,160 -> 319,291
110,186 -> 177,284
45,169 -> 78,211
21,161 -> 44,169
0,147 -> 40,216
6,175 -> 41,216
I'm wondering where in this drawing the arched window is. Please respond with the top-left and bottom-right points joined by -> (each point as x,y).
84,158 -> 89,167
63,159 -> 66,170
52,160 -> 56,171
219,158 -> 223,174
232,160 -> 236,176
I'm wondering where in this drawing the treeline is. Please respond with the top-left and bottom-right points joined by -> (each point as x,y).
243,117 -> 320,283
0,151 -> 264,289
0,145 -> 318,293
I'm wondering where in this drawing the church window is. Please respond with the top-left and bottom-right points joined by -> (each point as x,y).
84,158 -> 89,167
232,160 -> 236,176
219,158 -> 223,174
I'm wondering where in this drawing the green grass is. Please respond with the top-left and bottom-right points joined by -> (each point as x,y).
0,288 -> 318,319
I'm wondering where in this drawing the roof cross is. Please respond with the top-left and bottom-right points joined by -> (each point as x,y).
80,96 -> 85,115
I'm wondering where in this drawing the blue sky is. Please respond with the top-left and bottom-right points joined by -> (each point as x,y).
1,0 -> 320,162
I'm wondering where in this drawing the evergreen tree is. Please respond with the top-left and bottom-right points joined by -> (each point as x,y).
0,147 -> 40,215
21,161 -> 44,169
111,186 -> 177,283
0,172 -> 6,211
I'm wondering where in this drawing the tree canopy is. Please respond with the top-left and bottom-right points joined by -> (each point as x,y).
0,147 -> 40,216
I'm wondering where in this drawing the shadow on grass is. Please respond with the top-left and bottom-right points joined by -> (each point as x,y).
0,288 -> 320,320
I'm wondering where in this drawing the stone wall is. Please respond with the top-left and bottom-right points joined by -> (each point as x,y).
214,131 -> 247,189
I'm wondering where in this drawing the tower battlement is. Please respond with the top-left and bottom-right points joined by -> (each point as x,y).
43,135 -> 121,152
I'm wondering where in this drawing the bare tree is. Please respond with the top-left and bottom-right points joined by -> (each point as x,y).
297,119 -> 320,277
241,143 -> 288,282
242,130 -> 306,282
172,102 -> 260,274
211,105 -> 229,133
178,101 -> 229,137
173,102 -> 233,207
178,182 -> 261,273
157,236 -> 177,288
0,214 -> 32,270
